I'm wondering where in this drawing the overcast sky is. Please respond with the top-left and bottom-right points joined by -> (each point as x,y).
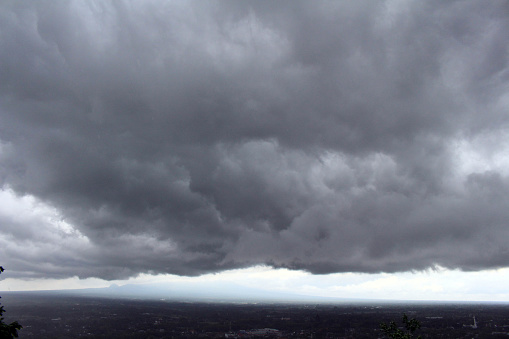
1,0 -> 509,299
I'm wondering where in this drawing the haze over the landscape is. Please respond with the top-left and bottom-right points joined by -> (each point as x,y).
1,0 -> 509,301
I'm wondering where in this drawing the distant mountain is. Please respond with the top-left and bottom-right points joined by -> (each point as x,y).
35,281 -> 368,304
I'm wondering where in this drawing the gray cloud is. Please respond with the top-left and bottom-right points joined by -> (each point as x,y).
1,0 -> 509,279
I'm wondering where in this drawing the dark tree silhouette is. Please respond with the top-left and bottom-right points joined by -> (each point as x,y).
0,267 -> 22,338
380,313 -> 421,339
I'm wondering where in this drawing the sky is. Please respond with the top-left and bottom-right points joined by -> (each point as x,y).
1,0 -> 509,301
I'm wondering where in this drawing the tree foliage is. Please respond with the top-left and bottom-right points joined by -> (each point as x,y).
380,313 -> 421,339
0,267 -> 22,338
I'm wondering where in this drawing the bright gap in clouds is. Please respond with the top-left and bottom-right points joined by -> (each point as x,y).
2,265 -> 509,302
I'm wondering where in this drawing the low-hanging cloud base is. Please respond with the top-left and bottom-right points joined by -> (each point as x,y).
1,1 -> 509,281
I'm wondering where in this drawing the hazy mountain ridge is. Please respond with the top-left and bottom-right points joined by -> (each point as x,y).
3,281 -> 371,304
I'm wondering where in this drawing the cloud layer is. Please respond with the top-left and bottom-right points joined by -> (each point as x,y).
1,1 -> 509,279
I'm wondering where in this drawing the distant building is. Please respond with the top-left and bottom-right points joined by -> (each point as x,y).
463,316 -> 477,329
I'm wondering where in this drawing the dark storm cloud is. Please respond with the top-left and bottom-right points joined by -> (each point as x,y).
1,0 -> 509,279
